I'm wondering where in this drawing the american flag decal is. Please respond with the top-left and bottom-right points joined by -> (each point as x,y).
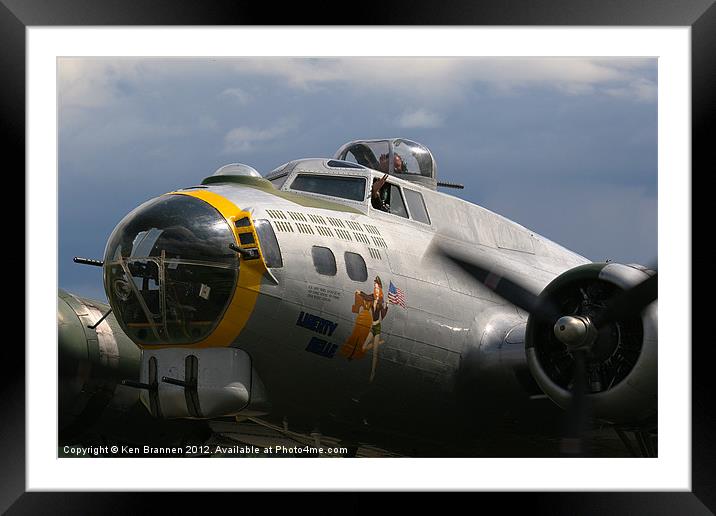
388,281 -> 406,308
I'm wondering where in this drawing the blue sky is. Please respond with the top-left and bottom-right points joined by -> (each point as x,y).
58,57 -> 657,301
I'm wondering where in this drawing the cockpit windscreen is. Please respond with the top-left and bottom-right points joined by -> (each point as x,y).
289,174 -> 366,201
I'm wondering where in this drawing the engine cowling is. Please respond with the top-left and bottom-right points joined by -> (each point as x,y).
58,289 -> 142,441
525,263 -> 657,426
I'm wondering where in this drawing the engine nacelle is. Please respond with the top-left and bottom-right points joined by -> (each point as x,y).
58,289 -> 142,440
525,263 -> 657,426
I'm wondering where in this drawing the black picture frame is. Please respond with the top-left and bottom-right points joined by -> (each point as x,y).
8,1 -> 709,512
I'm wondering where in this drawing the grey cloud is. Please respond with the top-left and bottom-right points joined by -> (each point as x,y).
478,184 -> 657,265
220,87 -> 251,104
398,109 -> 444,129
223,118 -> 298,154
232,57 -> 656,104
58,57 -> 656,301
605,78 -> 657,103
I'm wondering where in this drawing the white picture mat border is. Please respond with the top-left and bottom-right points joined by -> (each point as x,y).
27,26 -> 690,491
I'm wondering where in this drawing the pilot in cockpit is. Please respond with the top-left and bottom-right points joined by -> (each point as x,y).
371,173 -> 390,212
378,152 -> 408,174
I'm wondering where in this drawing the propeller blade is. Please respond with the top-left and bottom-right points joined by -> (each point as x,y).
435,241 -> 657,456
438,247 -> 560,324
591,272 -> 657,329
561,349 -> 591,456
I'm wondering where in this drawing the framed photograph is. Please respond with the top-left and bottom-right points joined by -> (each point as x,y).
9,0 -> 708,511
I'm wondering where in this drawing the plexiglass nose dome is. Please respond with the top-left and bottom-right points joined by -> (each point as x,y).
103,194 -> 238,346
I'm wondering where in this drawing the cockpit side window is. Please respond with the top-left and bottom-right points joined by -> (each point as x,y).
290,174 -> 366,202
388,184 -> 409,218
370,177 -> 408,219
403,188 -> 431,224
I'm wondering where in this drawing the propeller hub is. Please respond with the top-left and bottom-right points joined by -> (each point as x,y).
554,315 -> 596,351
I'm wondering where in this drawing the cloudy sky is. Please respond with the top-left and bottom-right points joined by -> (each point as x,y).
58,57 -> 657,301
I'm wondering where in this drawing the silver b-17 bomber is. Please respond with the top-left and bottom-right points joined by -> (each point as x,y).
59,138 -> 657,458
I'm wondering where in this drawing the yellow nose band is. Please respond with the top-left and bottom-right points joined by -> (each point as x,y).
168,190 -> 266,349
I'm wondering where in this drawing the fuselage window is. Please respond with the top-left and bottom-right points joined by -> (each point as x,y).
290,174 -> 366,202
311,246 -> 337,276
254,219 -> 283,268
344,252 -> 368,282
403,188 -> 431,225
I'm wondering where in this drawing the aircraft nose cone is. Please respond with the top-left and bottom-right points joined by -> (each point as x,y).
103,194 -> 239,347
